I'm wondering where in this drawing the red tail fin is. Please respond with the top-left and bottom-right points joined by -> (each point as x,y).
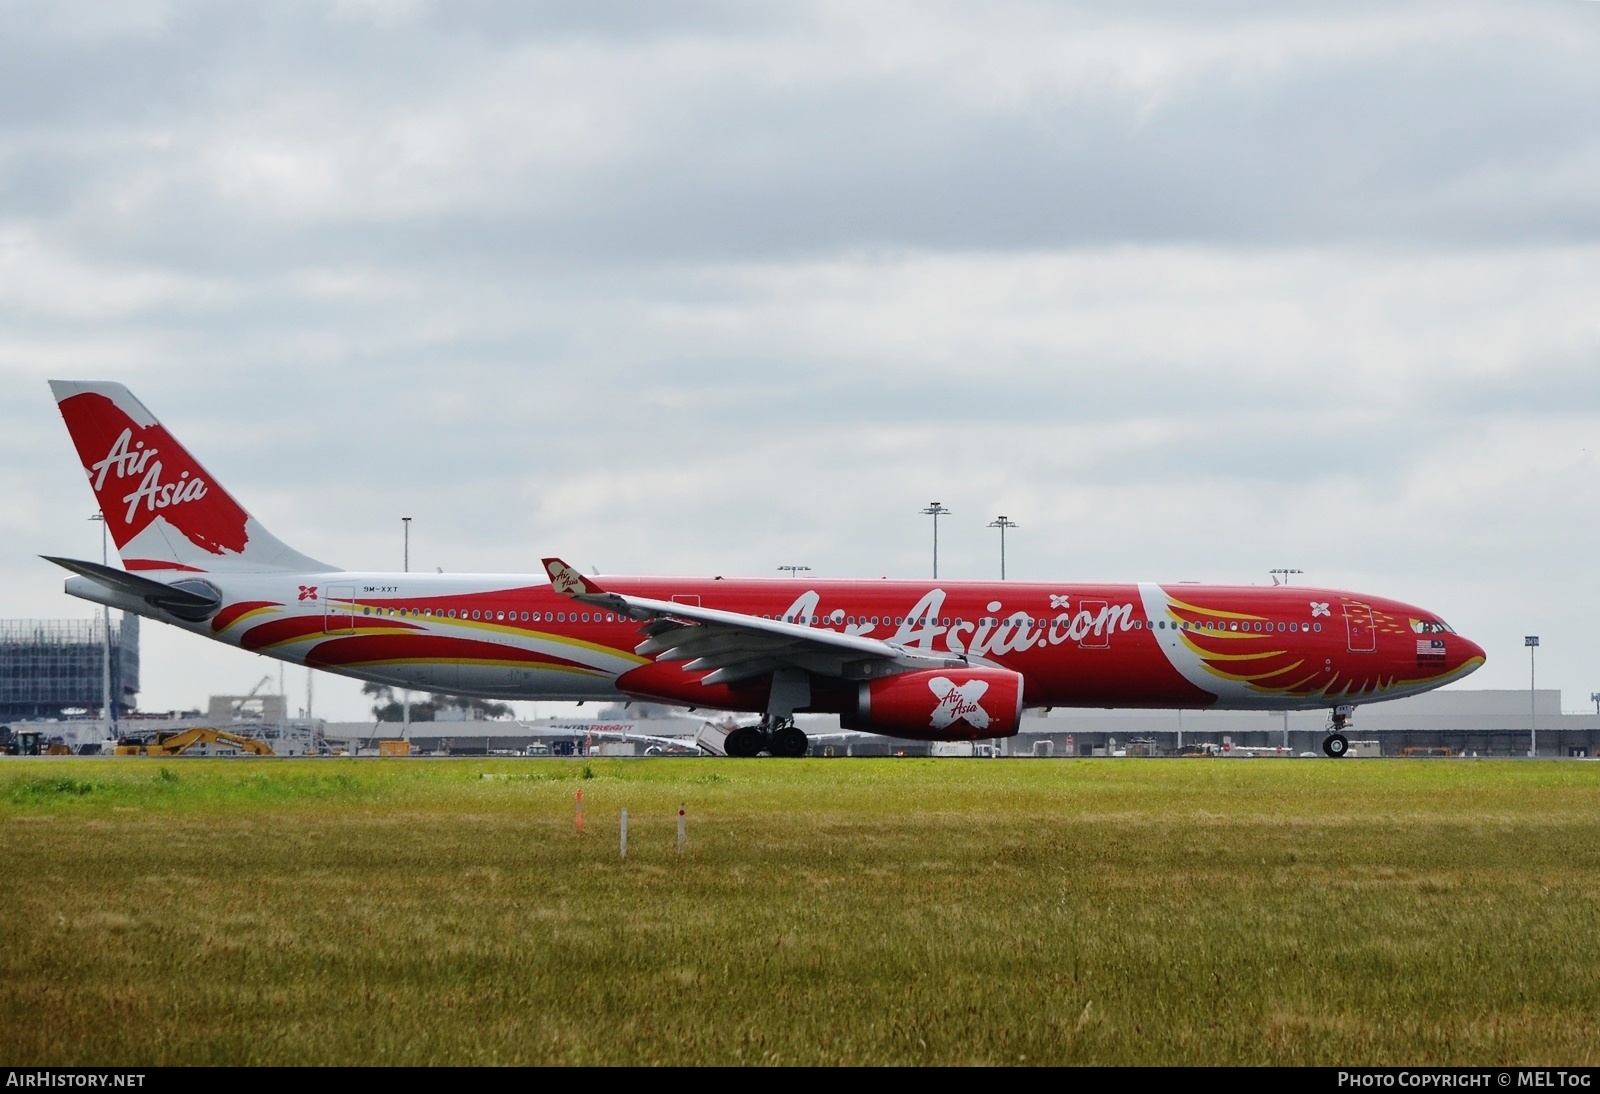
51,381 -> 335,574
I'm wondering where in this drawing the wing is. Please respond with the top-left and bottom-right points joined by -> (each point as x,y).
541,558 -> 962,687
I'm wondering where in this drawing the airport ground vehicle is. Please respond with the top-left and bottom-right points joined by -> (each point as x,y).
3,730 -> 71,756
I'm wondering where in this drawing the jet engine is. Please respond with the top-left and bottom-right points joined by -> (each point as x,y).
840,666 -> 1023,740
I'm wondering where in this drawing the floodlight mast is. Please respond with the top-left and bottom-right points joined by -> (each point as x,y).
921,502 -> 950,579
90,513 -> 111,741
1526,636 -> 1540,757
988,516 -> 1018,580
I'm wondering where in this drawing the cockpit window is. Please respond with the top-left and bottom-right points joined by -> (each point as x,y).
1410,618 -> 1455,634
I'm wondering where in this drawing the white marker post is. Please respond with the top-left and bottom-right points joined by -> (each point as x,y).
620,808 -> 628,859
677,803 -> 686,853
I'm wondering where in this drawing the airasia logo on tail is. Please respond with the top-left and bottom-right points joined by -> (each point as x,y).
927,676 -> 991,731
92,427 -> 211,525
59,392 -> 249,556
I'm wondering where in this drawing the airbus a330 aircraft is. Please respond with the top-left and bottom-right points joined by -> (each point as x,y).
46,381 -> 1485,758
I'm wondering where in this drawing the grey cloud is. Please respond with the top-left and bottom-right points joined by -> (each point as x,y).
3,1 -> 1599,274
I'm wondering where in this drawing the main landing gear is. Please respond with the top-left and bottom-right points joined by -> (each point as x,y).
724,717 -> 809,758
724,670 -> 813,757
1322,705 -> 1355,758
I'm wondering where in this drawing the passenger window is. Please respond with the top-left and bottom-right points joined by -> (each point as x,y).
1314,623 -> 1322,632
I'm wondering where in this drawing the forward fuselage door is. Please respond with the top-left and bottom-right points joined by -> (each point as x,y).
1344,601 -> 1376,653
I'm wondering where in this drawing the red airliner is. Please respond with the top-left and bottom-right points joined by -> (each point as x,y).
46,381 -> 1485,758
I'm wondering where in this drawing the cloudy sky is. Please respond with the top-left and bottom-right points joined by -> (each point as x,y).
3,0 -> 1598,723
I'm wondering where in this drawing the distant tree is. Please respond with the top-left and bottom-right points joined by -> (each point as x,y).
364,682 -> 510,722
431,694 -> 515,720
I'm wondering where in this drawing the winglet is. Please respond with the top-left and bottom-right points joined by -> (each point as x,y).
543,557 -> 604,597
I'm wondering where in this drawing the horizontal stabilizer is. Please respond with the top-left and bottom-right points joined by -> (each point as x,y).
43,555 -> 221,622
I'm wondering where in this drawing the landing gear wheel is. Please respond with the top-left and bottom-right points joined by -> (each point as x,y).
725,726 -> 765,758
1322,733 -> 1349,758
771,725 -> 809,758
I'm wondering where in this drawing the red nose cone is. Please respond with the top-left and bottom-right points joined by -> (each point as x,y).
1455,636 -> 1487,675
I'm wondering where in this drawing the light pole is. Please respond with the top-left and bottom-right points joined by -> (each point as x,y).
90,514 -> 112,741
1269,568 -> 1303,586
1592,692 -> 1600,716
402,517 -> 412,736
988,515 -> 1017,580
921,502 -> 950,579
777,565 -> 811,579
1525,636 -> 1539,757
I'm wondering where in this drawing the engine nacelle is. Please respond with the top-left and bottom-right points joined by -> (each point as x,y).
840,667 -> 1024,741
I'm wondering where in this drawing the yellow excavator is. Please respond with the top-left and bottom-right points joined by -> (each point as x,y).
114,727 -> 274,757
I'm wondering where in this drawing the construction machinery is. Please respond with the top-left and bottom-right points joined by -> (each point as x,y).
3,730 -> 72,756
114,727 -> 274,757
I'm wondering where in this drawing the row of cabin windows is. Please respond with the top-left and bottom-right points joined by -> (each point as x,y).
1156,620 -> 1323,633
358,605 -> 1324,634
361,606 -> 620,623
763,614 -> 1326,633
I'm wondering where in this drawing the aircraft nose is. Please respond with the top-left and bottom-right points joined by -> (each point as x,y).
1455,635 -> 1487,673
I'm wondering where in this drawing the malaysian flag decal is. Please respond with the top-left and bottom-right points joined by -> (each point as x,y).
1417,639 -> 1447,658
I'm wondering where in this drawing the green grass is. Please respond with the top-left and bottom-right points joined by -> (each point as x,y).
1,756 -> 1598,1065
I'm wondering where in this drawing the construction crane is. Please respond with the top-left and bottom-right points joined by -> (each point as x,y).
232,675 -> 275,720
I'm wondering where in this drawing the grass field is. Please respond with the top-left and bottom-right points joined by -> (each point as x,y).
2,756 -> 1598,1066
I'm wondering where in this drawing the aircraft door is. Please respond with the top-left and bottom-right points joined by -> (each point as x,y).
324,585 -> 357,634
1344,601 -> 1376,653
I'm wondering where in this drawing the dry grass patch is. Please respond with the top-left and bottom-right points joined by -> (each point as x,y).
0,757 -> 1597,1064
